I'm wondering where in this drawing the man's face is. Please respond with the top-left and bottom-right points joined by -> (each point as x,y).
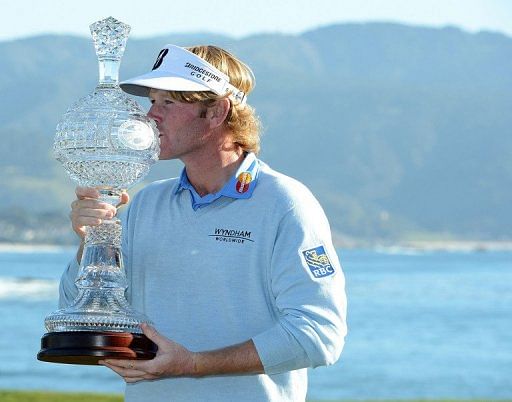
147,89 -> 209,161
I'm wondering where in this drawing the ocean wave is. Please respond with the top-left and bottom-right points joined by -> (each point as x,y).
0,277 -> 58,300
0,243 -> 74,253
373,246 -> 427,256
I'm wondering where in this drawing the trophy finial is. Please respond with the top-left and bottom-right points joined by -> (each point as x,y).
90,17 -> 131,60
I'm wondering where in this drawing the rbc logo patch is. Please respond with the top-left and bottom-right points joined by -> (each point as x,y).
302,246 -> 335,279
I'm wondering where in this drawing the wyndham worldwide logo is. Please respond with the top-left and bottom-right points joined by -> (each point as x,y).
209,228 -> 254,244
302,246 -> 335,279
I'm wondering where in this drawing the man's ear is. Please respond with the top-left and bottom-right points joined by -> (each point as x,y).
206,99 -> 231,129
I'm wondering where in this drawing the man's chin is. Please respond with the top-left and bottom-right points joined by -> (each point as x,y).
158,153 -> 175,161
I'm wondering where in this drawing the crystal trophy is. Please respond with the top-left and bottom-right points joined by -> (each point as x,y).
37,17 -> 159,365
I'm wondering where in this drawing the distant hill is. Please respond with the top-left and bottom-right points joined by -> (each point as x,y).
0,22 -> 510,243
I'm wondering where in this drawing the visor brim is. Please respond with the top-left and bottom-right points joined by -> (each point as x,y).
120,73 -> 213,97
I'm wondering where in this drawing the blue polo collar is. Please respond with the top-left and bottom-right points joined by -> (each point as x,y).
175,152 -> 260,210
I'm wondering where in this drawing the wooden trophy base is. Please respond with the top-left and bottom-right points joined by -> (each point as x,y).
37,331 -> 158,365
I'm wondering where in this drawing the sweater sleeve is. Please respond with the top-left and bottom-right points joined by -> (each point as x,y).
251,197 -> 347,375
58,257 -> 80,308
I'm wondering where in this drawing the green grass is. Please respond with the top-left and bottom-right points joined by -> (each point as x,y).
1,391 -> 511,402
0,390 -> 122,402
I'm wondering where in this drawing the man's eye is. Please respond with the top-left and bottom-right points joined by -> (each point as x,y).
149,99 -> 155,104
164,100 -> 174,105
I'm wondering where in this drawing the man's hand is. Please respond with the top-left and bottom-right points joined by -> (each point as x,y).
99,323 -> 196,383
100,324 -> 264,383
70,186 -> 129,262
71,186 -> 129,239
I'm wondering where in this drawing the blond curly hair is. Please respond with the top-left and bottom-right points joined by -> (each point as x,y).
165,45 -> 262,154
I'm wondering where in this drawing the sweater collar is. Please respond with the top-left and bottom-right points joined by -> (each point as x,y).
175,152 -> 260,210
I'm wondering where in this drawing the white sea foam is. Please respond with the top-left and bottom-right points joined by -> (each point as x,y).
374,245 -> 426,256
0,277 -> 58,300
0,243 -> 74,253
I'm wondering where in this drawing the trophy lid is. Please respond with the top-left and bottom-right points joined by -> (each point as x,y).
90,17 -> 131,61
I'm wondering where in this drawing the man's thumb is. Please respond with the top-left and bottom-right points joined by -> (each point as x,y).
141,323 -> 165,347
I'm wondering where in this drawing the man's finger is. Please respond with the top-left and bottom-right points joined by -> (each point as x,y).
125,374 -> 158,383
100,360 -> 146,376
72,199 -> 115,210
75,186 -> 100,199
101,359 -> 138,368
117,192 -> 130,207
73,216 -> 103,227
141,323 -> 166,348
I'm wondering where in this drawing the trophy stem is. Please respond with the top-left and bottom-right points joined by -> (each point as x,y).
77,225 -> 126,289
84,216 -> 122,247
97,187 -> 123,207
98,59 -> 120,88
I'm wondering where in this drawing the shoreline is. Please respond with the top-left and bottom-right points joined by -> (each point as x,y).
392,240 -> 512,252
333,237 -> 512,252
0,243 -> 76,253
2,240 -> 512,253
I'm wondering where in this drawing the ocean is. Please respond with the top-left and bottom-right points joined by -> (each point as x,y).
0,247 -> 510,400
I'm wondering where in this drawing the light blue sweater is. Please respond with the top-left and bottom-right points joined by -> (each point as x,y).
60,159 -> 347,401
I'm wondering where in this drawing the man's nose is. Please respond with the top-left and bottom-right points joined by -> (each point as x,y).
147,105 -> 161,123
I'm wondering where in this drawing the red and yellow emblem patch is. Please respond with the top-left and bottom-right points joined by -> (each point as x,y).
235,172 -> 252,194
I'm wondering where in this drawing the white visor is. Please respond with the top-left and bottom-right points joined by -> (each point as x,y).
120,45 -> 247,104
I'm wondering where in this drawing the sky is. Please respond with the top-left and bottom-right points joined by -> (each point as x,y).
1,0 -> 511,42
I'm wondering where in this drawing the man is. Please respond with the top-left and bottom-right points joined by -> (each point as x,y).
63,44 -> 347,401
